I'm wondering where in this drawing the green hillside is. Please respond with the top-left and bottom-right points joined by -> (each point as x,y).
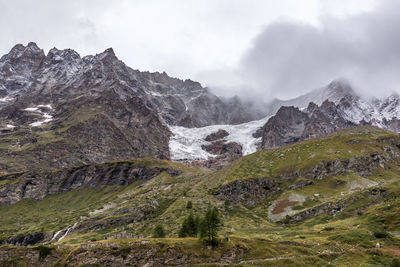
1,126 -> 400,266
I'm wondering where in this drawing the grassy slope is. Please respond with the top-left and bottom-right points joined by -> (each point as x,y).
1,126 -> 400,266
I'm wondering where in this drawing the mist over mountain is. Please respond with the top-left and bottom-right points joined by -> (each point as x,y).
204,0 -> 400,101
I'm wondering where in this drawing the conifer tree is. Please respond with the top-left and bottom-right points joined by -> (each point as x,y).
179,212 -> 198,237
199,206 -> 221,246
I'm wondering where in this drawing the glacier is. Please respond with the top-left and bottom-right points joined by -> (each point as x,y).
169,116 -> 270,161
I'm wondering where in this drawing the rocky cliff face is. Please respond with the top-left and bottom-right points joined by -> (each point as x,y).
0,160 -> 181,204
258,100 -> 355,149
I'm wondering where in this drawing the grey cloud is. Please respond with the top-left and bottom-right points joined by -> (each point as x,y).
228,0 -> 400,100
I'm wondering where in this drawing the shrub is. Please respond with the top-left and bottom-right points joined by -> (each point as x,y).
33,245 -> 54,260
153,224 -> 166,238
373,230 -> 389,239
391,258 -> 400,267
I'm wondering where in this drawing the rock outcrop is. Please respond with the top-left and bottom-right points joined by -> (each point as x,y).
0,160 -> 181,204
204,129 -> 229,142
213,177 -> 283,207
285,188 -> 387,223
1,232 -> 46,246
0,242 -> 248,266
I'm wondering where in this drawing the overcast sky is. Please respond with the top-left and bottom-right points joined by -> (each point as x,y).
2,0 -> 398,100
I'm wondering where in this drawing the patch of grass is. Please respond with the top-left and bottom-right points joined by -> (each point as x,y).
328,231 -> 375,248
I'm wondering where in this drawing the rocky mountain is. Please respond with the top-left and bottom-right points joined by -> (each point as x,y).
0,42 -> 262,128
268,79 -> 400,131
0,42 -> 269,172
256,80 -> 400,149
168,79 -> 400,161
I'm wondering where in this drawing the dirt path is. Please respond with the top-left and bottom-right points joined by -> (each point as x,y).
238,254 -> 304,264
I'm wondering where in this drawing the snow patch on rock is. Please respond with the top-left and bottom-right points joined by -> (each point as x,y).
24,104 -> 54,127
0,96 -> 14,103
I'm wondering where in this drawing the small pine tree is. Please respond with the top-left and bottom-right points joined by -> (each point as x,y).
199,206 -> 221,247
179,217 -> 189,237
186,212 -> 197,237
179,212 -> 198,237
194,214 -> 201,233
153,224 -> 166,238
186,201 -> 193,209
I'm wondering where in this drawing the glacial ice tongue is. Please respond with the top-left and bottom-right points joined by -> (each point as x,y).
168,116 -> 270,161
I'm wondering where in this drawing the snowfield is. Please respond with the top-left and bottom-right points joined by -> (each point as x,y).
168,116 -> 270,161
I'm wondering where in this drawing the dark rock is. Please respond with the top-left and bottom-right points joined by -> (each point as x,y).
284,188 -> 388,223
76,204 -> 156,232
288,180 -> 314,190
259,101 -> 354,149
0,161 -> 181,204
213,177 -> 282,207
204,129 -> 229,142
2,232 -> 45,246
202,141 -> 242,156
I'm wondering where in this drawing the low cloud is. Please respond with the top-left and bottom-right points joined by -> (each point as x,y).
207,0 -> 400,100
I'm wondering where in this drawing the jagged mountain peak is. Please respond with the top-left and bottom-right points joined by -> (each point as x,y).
95,47 -> 118,61
47,47 -> 81,61
2,42 -> 45,61
307,79 -> 358,105
266,79 -> 360,116
325,79 -> 354,95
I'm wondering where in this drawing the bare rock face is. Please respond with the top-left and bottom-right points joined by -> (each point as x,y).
2,232 -> 45,246
260,106 -> 309,148
0,160 -> 181,204
201,141 -> 242,156
198,141 -> 243,169
213,178 -> 282,207
204,129 -> 229,142
259,101 -> 355,149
